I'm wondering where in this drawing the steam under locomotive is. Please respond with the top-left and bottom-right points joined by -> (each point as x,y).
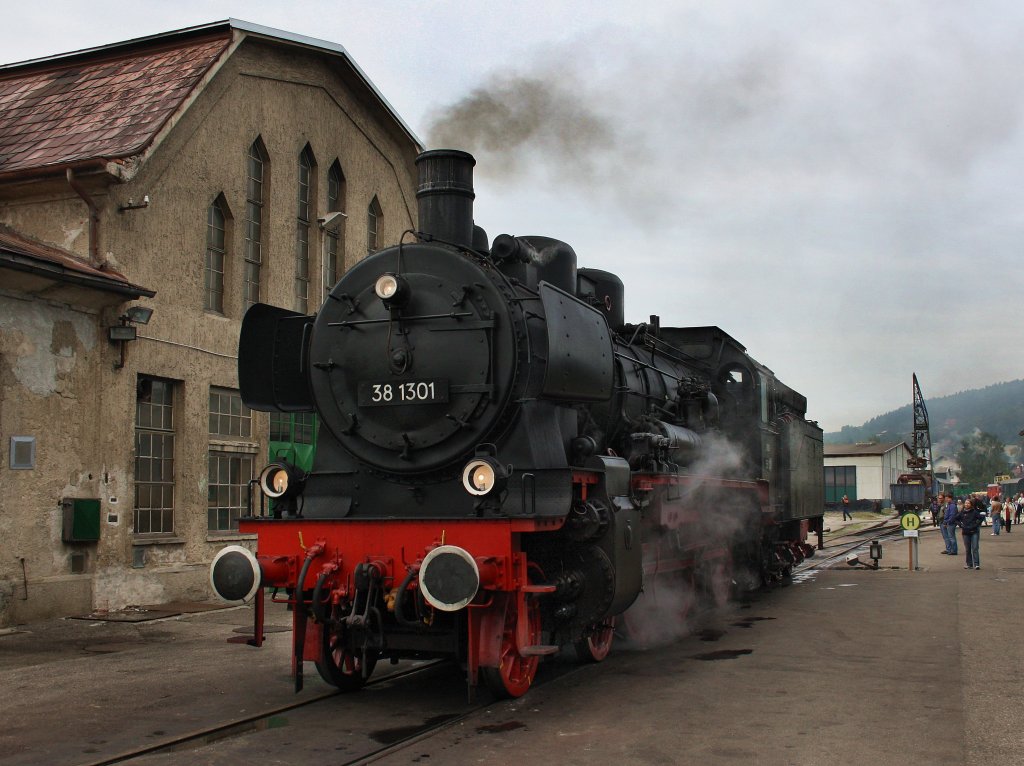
210,149 -> 825,698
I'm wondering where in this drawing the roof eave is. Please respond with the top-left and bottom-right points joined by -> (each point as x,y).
0,158 -> 119,187
824,441 -> 909,457
0,20 -> 234,72
0,251 -> 155,299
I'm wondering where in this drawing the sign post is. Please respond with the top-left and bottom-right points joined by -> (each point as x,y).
901,512 -> 921,570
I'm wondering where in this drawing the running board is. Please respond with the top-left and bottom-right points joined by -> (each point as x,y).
520,644 -> 560,656
522,584 -> 557,594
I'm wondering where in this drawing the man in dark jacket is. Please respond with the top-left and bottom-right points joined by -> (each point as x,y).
942,494 -> 959,555
960,498 -> 984,569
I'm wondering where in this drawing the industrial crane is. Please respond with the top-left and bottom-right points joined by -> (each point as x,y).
891,374 -> 934,519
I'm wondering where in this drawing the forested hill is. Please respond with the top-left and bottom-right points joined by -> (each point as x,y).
825,379 -> 1024,450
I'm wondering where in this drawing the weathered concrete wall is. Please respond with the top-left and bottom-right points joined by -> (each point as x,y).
0,292 -> 106,620
0,35 -> 420,626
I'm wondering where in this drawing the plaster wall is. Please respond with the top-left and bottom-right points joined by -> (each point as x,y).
0,292 -> 107,620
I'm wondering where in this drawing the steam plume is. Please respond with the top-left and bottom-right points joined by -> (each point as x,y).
620,433 -> 764,648
427,73 -> 615,182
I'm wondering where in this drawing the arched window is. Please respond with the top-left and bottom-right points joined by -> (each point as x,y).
324,161 -> 346,301
204,194 -> 230,313
244,138 -> 269,308
295,145 -> 316,313
367,195 -> 382,254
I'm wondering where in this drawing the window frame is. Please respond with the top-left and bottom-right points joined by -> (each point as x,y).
134,376 -> 177,537
208,387 -> 253,440
367,195 -> 382,254
207,448 -> 256,534
295,146 -> 315,313
324,161 -> 346,303
204,195 -> 229,313
207,387 -> 257,534
244,139 -> 268,309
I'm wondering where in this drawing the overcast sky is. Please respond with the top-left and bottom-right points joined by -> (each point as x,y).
5,1 -> 1022,432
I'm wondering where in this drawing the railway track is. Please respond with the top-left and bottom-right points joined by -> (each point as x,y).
797,514 -> 931,573
80,659 -> 458,766
80,651 -> 587,766
77,519 -> 911,766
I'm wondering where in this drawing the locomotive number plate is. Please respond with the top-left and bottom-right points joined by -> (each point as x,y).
358,378 -> 450,407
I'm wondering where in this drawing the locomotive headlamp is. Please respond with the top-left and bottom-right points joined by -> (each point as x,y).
462,457 -> 507,496
259,461 -> 305,499
375,274 -> 398,299
374,272 -> 410,307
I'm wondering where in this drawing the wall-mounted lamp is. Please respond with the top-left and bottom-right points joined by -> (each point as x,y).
317,211 -> 347,231
110,305 -> 153,370
125,305 -> 154,324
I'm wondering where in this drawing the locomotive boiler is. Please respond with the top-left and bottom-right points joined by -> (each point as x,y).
210,149 -> 824,698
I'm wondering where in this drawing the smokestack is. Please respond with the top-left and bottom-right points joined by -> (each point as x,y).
416,149 -> 476,248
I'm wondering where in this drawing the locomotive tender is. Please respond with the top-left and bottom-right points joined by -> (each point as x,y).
210,149 -> 825,698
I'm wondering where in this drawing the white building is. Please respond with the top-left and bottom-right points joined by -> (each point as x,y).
823,442 -> 912,507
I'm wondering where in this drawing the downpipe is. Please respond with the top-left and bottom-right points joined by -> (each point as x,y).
66,168 -> 104,269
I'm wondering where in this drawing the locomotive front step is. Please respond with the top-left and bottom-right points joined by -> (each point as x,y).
520,644 -> 560,656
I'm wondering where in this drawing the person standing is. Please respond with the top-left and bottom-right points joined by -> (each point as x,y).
991,496 -> 1002,535
1004,497 -> 1012,533
960,498 -> 984,569
942,493 -> 959,555
841,494 -> 853,521
937,492 -> 948,552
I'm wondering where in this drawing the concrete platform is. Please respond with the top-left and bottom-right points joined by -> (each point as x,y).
2,523 -> 1022,765
377,522 -> 1024,766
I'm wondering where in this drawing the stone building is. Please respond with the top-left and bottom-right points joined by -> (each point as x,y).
0,20 -> 422,625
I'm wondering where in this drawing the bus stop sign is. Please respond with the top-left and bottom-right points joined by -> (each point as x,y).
901,512 -> 921,534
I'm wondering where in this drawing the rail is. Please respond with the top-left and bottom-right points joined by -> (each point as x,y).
78,661 -> 450,766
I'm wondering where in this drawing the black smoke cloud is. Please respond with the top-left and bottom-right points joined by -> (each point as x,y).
424,9 -> 1023,229
427,74 -> 614,177
422,4 -> 1024,431
423,32 -> 790,225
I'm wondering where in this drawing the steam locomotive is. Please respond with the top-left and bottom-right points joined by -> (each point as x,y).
210,150 -> 824,698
